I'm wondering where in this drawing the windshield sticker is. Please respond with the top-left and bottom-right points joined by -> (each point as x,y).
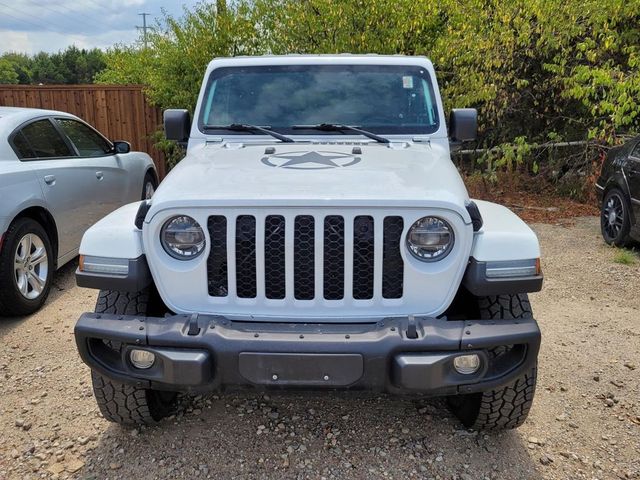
402,76 -> 414,89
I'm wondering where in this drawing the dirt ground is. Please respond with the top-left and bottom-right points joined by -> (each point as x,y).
0,216 -> 638,480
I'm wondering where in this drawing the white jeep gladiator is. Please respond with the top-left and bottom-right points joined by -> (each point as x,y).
74,55 -> 543,430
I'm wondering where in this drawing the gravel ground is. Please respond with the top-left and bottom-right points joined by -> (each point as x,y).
0,216 -> 639,480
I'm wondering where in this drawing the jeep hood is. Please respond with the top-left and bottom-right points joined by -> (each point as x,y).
151,142 -> 470,212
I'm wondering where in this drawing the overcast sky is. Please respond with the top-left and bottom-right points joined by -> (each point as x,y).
0,0 -> 201,55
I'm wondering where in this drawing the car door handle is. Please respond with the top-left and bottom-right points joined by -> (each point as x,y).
96,171 -> 104,180
44,175 -> 56,185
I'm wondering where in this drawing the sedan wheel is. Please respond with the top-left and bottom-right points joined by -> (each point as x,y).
14,233 -> 49,300
0,218 -> 53,316
142,172 -> 157,200
144,180 -> 155,200
601,189 -> 632,246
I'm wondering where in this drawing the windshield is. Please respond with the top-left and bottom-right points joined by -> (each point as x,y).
198,65 -> 440,135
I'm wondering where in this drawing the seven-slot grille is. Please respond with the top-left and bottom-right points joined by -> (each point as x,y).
207,214 -> 404,301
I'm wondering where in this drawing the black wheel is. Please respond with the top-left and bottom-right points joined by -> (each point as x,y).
141,171 -> 157,200
0,217 -> 54,316
447,294 -> 537,431
601,188 -> 632,246
90,289 -> 176,425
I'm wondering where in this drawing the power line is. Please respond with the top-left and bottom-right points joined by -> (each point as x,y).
50,3 -> 113,34
82,0 -> 112,11
0,2 -> 52,31
136,12 -> 151,49
0,1 -> 107,38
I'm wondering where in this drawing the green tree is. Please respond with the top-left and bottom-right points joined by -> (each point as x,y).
30,52 -> 66,84
97,46 -> 154,85
0,58 -> 19,84
0,53 -> 32,83
6,46 -> 107,85
256,0 -> 444,55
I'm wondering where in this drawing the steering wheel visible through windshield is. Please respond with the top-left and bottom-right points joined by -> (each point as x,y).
198,64 -> 440,136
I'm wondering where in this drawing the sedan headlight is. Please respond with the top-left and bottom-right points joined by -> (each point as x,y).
160,215 -> 206,260
406,216 -> 454,261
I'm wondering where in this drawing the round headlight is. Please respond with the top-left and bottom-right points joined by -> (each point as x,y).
406,216 -> 454,261
161,215 -> 206,260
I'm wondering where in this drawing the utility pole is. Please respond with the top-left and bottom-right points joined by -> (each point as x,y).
136,12 -> 151,48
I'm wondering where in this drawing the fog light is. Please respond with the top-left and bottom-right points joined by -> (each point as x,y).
129,349 -> 155,369
453,354 -> 480,374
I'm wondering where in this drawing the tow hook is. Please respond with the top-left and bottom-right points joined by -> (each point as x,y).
187,313 -> 201,336
406,315 -> 419,339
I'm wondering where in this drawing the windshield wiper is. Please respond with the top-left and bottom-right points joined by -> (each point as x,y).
292,123 -> 390,144
203,124 -> 294,143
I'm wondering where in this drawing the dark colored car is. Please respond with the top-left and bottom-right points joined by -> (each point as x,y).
596,136 -> 640,246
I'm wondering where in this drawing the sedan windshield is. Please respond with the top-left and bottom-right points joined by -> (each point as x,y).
199,65 -> 440,136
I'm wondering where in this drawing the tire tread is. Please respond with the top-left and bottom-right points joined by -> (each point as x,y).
95,289 -> 149,315
91,371 -> 157,425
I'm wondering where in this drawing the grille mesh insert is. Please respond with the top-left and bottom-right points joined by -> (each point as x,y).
235,215 -> 257,298
264,215 -> 286,299
352,216 -> 375,299
323,215 -> 345,300
294,215 -> 315,300
207,216 -> 228,297
382,216 -> 404,299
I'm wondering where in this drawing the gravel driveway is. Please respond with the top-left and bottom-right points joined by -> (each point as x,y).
1,216 -> 638,480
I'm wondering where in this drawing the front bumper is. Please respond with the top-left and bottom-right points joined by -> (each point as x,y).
74,313 -> 540,396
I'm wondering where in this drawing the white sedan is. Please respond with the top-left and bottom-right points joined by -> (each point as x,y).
0,107 -> 157,316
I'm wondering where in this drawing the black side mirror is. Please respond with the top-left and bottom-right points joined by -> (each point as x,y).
113,141 -> 131,154
449,108 -> 478,142
164,109 -> 191,143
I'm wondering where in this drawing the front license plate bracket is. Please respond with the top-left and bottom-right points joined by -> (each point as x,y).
238,352 -> 363,387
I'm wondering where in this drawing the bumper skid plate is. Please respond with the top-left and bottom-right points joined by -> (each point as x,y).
75,313 -> 540,396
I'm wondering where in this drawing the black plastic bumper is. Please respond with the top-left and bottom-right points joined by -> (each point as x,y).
74,313 -> 541,396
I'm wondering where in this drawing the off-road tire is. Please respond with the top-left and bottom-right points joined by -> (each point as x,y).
95,289 -> 152,316
0,218 -> 54,317
447,293 -> 537,430
91,371 -> 176,425
90,289 -> 176,425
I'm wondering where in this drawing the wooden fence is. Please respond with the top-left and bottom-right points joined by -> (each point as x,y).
0,85 -> 166,177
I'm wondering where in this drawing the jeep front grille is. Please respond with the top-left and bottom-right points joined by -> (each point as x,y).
206,214 -> 404,301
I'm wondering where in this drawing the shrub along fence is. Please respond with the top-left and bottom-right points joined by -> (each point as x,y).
0,84 -> 165,177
